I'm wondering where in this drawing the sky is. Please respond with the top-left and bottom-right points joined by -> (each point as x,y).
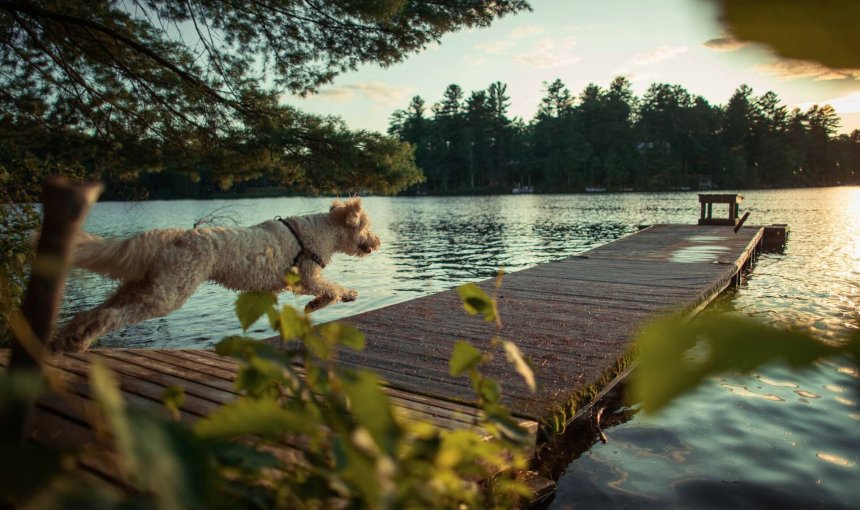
285,0 -> 860,135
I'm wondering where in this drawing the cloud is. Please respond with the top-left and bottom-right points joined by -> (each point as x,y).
613,45 -> 688,76
472,26 -> 578,69
514,37 -> 581,69
310,82 -> 411,104
702,37 -> 748,52
463,55 -> 488,66
625,71 -> 658,84
474,24 -> 547,56
795,91 -> 860,114
755,59 -> 860,81
630,45 -> 689,67
509,25 -> 544,39
476,39 -> 515,54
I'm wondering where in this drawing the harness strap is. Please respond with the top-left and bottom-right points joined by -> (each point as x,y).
275,217 -> 326,269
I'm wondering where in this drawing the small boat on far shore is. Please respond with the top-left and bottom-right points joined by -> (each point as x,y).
512,184 -> 534,194
584,186 -> 607,193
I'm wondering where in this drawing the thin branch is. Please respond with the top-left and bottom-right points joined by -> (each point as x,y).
79,24 -> 209,131
0,0 -> 239,109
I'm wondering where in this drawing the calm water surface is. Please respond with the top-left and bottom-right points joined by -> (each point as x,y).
63,188 -> 860,508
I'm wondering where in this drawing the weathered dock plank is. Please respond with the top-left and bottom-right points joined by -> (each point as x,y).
0,348 -> 533,449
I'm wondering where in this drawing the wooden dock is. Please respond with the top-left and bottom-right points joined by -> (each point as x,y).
1,223 -> 765,497
336,224 -> 763,426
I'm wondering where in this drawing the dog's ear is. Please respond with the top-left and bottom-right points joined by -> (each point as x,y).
330,197 -> 363,227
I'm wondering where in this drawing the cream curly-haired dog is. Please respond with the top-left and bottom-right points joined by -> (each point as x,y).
52,198 -> 380,352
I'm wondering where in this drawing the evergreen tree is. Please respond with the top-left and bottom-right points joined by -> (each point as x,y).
805,104 -> 841,183
486,81 -> 513,186
431,84 -> 467,190
721,84 -> 755,186
602,76 -> 637,188
533,79 -> 576,188
575,83 -> 604,186
750,91 -> 794,185
637,83 -> 693,188
465,91 -> 491,188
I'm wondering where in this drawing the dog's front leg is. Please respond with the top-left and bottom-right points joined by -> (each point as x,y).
305,294 -> 335,312
299,265 -> 357,312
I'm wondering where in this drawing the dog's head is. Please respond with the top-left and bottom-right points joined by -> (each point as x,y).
329,197 -> 381,257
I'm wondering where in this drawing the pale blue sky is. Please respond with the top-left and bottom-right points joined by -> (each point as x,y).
288,0 -> 860,134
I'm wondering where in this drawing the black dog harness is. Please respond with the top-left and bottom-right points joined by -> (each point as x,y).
275,216 -> 326,269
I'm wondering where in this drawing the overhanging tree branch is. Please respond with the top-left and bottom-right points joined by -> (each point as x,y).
0,0 -> 239,109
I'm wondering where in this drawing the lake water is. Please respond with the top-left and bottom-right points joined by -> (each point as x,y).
62,187 -> 859,508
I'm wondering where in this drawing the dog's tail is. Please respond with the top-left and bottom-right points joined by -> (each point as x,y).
72,231 -> 173,281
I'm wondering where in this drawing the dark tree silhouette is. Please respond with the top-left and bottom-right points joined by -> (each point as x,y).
389,77 -> 859,193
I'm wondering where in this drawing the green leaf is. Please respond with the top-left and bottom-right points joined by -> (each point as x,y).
631,312 -> 858,414
342,371 -> 398,454
303,333 -> 335,360
235,292 -> 277,332
21,475 -> 121,510
436,429 -> 504,471
0,444 -> 64,503
194,397 -> 315,440
0,370 -> 47,412
125,409 -> 212,510
279,305 -> 310,340
235,357 -> 287,396
717,0 -> 860,69
266,307 -> 280,331
336,435 -> 381,506
449,341 -> 482,376
90,360 -> 136,473
216,335 -> 295,369
90,361 -> 212,510
162,385 -> 185,420
209,442 -> 281,473
318,322 -> 366,351
501,340 -> 537,393
483,407 -> 532,445
457,283 -> 497,324
479,378 -> 501,406
284,267 -> 301,289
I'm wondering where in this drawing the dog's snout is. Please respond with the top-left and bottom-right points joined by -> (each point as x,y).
358,234 -> 381,254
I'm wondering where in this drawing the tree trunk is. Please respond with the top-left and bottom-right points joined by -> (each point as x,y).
4,177 -> 103,442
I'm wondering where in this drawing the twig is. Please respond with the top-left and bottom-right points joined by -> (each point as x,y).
595,406 -> 608,444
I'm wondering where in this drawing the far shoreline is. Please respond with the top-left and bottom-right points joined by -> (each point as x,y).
86,182 -> 859,203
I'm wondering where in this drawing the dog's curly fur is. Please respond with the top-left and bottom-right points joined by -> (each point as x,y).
52,197 -> 380,352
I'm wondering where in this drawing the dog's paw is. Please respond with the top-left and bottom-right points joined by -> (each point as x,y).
342,289 -> 358,302
50,334 -> 88,354
305,295 -> 334,313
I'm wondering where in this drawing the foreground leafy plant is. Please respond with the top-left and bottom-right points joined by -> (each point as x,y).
1,273 -> 536,509
453,275 -> 537,445
631,311 -> 860,414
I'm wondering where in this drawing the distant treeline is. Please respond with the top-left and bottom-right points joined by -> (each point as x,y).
388,77 -> 860,193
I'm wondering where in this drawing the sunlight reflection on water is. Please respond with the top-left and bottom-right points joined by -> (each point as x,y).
61,187 -> 860,508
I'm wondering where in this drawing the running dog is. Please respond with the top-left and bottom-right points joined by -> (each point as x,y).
52,197 -> 380,352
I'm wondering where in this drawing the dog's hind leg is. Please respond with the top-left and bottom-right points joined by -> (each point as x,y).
53,247 -> 212,352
